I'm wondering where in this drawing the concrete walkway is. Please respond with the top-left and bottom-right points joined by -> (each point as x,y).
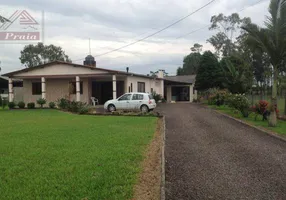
158,103 -> 286,200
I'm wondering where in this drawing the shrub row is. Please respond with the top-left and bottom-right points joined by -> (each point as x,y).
7,98 -> 56,109
206,88 -> 279,119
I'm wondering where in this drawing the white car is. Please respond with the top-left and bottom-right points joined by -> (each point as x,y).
104,92 -> 156,112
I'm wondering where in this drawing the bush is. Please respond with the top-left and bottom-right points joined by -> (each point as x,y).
56,98 -> 89,114
18,101 -> 26,109
228,94 -> 251,117
207,89 -> 229,106
78,106 -> 89,114
49,102 -> 56,109
57,98 -> 70,110
8,102 -> 16,109
68,101 -> 80,113
68,101 -> 89,113
161,98 -> 166,103
151,91 -> 162,103
37,98 -> 47,108
27,102 -> 35,109
0,97 -> 8,108
251,100 -> 279,120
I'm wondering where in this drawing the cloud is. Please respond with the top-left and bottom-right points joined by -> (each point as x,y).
0,0 -> 270,75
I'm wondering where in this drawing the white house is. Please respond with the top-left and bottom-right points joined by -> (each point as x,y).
3,56 -> 196,104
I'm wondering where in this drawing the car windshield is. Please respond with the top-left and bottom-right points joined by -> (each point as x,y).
148,94 -> 154,100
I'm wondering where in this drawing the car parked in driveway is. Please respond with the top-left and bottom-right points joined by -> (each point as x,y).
104,92 -> 156,112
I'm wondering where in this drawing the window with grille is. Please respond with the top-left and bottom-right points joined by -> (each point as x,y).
32,82 -> 41,95
137,82 -> 145,92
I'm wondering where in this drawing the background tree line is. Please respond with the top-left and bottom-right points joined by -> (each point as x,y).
177,0 -> 286,126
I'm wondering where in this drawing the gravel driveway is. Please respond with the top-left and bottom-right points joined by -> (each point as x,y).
158,103 -> 286,200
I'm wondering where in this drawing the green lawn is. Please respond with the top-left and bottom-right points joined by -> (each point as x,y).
208,105 -> 286,135
0,109 -> 157,200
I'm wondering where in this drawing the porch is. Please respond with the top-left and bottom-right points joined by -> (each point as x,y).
8,74 -> 127,105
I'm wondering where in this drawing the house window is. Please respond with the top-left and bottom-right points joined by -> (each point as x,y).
32,82 -> 41,95
69,82 -> 83,94
137,82 -> 145,92
131,83 -> 133,92
151,88 -> 154,93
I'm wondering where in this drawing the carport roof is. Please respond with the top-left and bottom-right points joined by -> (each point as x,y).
164,75 -> 196,84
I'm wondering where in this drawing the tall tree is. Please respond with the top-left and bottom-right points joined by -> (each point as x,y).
191,43 -> 203,53
220,55 -> 253,94
149,70 -> 168,77
195,51 -> 222,90
19,42 -> 71,68
242,0 -> 286,126
207,13 -> 251,57
176,52 -> 202,75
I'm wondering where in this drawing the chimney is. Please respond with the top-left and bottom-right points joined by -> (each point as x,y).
126,67 -> 129,73
84,55 -> 96,67
157,70 -> 164,78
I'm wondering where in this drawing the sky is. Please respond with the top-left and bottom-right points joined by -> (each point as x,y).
0,0 -> 270,75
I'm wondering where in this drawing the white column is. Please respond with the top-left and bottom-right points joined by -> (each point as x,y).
161,80 -> 164,97
112,75 -> 117,99
167,86 -> 172,102
76,76 -> 81,102
194,90 -> 198,100
189,85 -> 194,102
41,77 -> 46,99
8,78 -> 14,102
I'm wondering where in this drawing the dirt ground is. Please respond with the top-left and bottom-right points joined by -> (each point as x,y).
132,118 -> 163,200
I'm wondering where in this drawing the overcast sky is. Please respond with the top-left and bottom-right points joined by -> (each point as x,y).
0,0 -> 269,75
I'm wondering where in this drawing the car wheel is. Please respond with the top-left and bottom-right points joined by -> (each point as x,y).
141,105 -> 149,113
108,104 -> 116,112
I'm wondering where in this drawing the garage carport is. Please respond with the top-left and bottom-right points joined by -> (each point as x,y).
163,75 -> 197,102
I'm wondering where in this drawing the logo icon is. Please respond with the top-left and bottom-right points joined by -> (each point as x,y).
0,10 -> 43,43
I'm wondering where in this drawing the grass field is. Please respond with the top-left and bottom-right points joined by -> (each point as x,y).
0,109 -> 157,200
208,105 -> 286,135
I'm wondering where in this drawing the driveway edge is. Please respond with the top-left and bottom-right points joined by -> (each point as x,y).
161,116 -> 166,200
211,109 -> 286,143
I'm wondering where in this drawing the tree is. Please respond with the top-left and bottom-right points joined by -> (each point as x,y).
207,13 -> 251,57
220,55 -> 253,94
242,0 -> 286,126
149,70 -> 168,78
191,43 -> 203,53
177,67 -> 184,75
195,51 -> 222,90
176,52 -> 202,75
19,42 -> 71,68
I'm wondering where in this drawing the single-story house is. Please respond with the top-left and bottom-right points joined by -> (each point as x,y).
3,56 -> 197,104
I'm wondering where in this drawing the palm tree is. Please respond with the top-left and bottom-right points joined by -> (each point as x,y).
242,0 -> 286,126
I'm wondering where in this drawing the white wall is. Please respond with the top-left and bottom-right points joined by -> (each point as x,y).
126,76 -> 164,95
13,64 -> 108,77
22,78 -> 90,104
